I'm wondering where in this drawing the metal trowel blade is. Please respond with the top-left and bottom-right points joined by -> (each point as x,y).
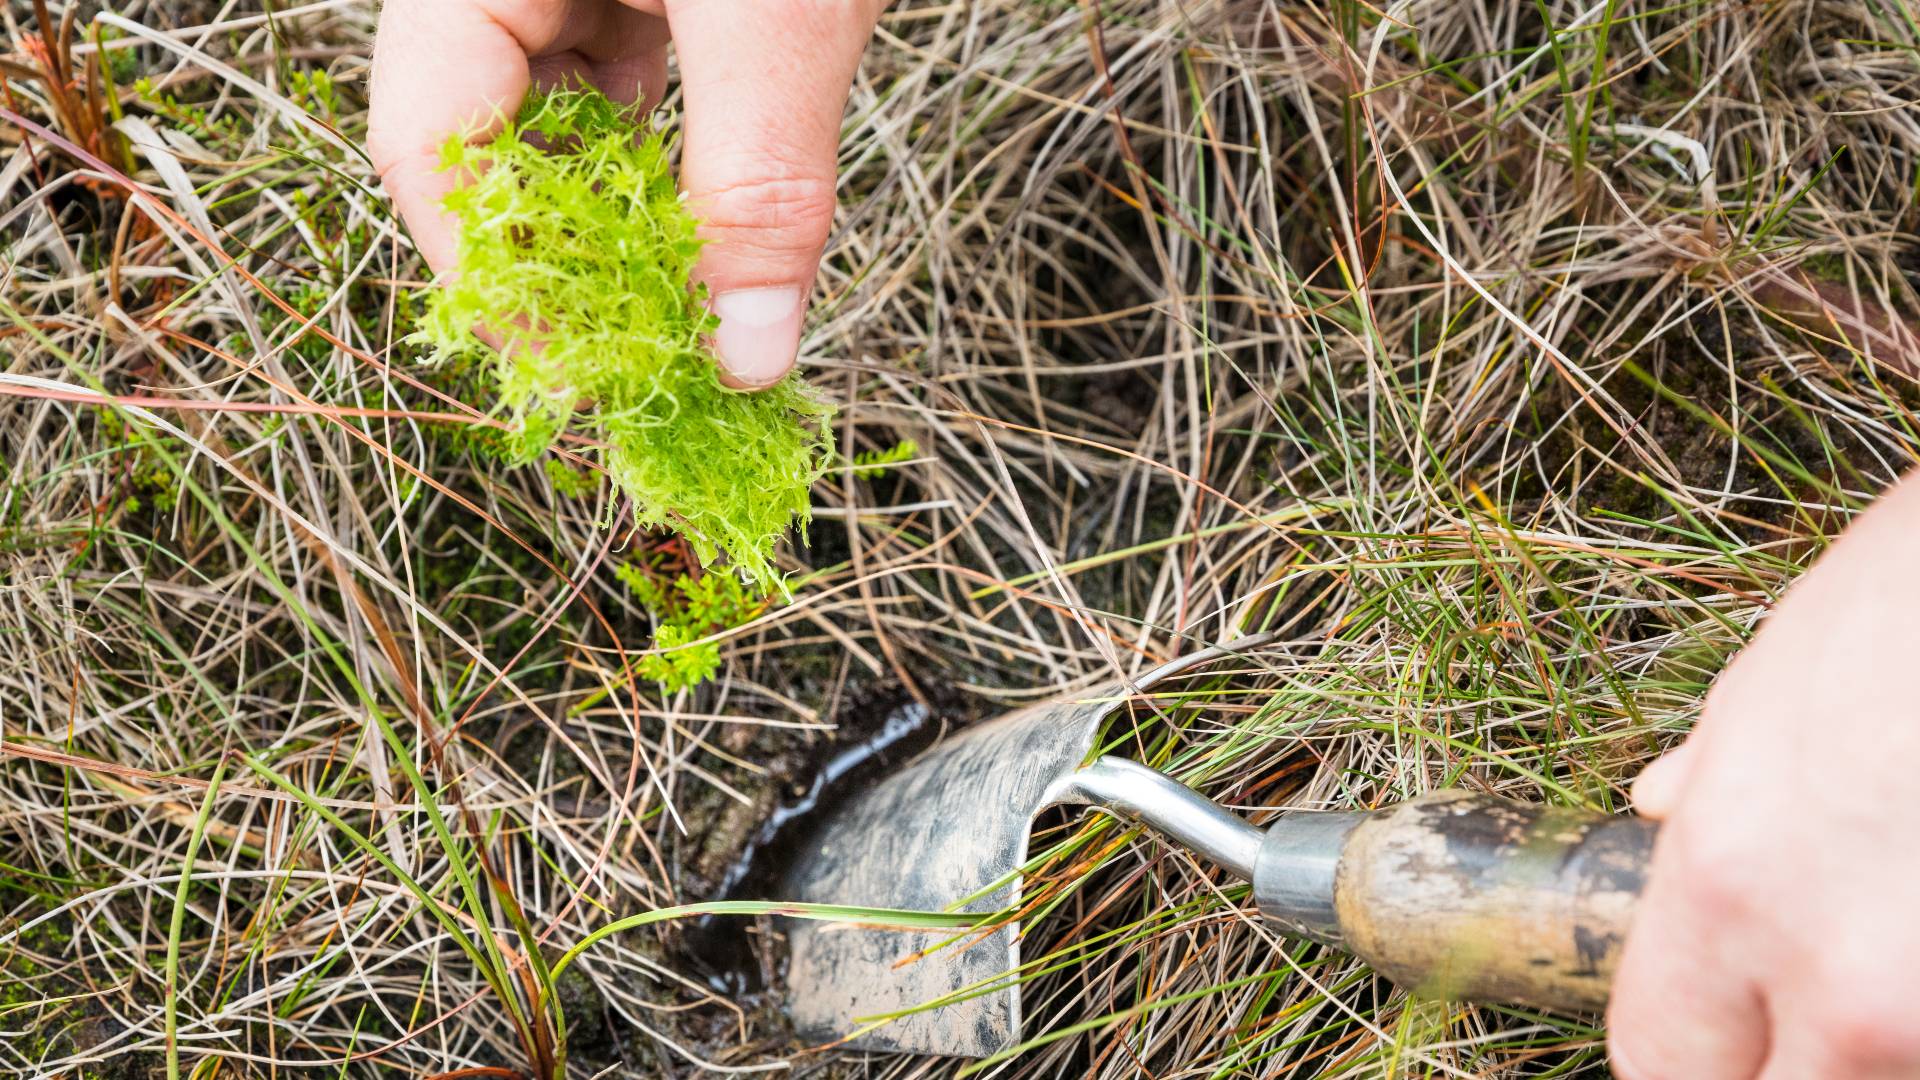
780,638 -> 1269,1058
781,689 -> 1110,1056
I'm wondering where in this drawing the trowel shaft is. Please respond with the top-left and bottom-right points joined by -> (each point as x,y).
1049,756 -> 1656,1013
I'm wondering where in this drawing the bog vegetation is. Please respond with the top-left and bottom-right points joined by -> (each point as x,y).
2,1 -> 1917,1079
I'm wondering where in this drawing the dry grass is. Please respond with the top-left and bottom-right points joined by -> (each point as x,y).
3,0 -> 1918,1076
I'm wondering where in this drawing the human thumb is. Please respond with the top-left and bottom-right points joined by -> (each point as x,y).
667,0 -> 882,388
1630,738 -> 1701,820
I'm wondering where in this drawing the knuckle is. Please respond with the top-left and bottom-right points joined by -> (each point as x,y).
367,144 -> 430,195
1666,825 -> 1762,917
1805,985 -> 1920,1067
363,112 -> 423,181
1606,966 -> 1678,1080
698,169 -> 838,256
365,125 -> 406,176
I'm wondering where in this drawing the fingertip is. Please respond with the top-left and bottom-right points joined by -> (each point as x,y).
374,151 -> 463,276
1631,740 -> 1698,821
709,285 -> 803,388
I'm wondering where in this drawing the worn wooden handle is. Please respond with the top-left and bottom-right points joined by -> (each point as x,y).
1325,791 -> 1654,1012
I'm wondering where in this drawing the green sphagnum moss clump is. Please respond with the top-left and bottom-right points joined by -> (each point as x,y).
416,86 -> 834,590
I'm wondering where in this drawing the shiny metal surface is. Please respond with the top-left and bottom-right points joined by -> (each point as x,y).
1252,809 -> 1365,945
782,689 -> 1109,1057
1043,756 -> 1265,881
781,635 -> 1278,1057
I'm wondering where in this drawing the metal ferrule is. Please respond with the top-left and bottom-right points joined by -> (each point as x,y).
1251,810 -> 1365,946
1044,756 -> 1366,947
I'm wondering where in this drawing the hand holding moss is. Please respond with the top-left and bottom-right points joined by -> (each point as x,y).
368,1 -> 886,591
369,0 -> 887,387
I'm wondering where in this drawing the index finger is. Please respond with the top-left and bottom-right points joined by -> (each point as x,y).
367,0 -> 616,273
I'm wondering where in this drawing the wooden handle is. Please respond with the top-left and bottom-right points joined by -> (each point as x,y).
1330,791 -> 1654,1012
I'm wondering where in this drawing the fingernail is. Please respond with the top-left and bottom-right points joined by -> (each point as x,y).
711,286 -> 803,387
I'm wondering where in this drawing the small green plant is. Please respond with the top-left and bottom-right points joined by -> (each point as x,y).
543,457 -> 594,498
615,564 -> 763,692
99,410 -> 179,514
415,86 -> 834,591
94,24 -> 137,85
850,438 -> 919,480
287,68 -> 336,119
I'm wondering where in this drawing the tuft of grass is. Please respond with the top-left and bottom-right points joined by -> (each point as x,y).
416,86 -> 835,591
